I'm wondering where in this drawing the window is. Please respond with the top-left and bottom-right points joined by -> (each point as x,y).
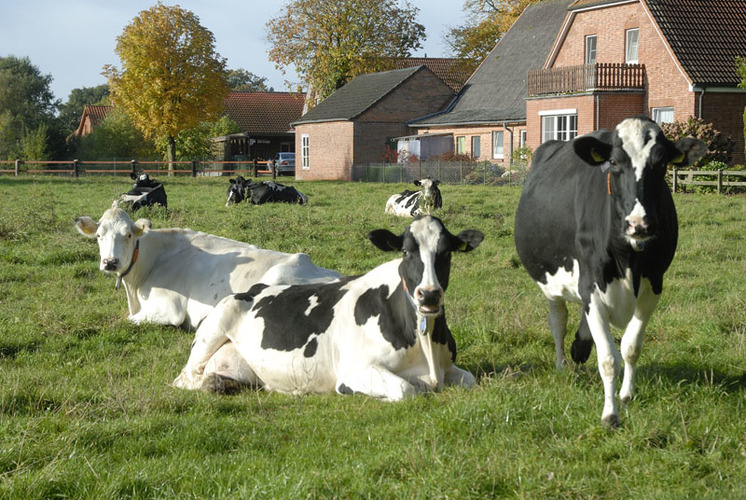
301,134 -> 310,170
456,136 -> 466,155
652,107 -> 674,124
492,131 -> 504,159
585,35 -> 597,65
519,130 -> 527,149
626,28 -> 639,64
540,110 -> 578,143
471,136 -> 481,158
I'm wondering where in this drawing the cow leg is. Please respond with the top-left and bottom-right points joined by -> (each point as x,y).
172,313 -> 232,390
443,364 -> 476,388
547,298 -> 569,368
619,281 -> 659,405
336,365 -> 420,401
585,296 -> 622,428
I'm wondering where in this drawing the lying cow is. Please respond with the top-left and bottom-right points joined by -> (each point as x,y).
245,181 -> 308,205
173,215 -> 483,400
118,173 -> 168,211
226,175 -> 250,206
514,116 -> 705,427
74,204 -> 341,329
385,177 -> 442,217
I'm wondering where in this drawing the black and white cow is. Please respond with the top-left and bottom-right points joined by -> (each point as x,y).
173,215 -> 484,400
226,175 -> 250,206
385,177 -> 442,217
514,116 -> 705,427
245,181 -> 308,205
118,173 -> 168,211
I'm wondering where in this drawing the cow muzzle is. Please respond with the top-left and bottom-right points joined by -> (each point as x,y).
102,258 -> 120,272
414,286 -> 443,316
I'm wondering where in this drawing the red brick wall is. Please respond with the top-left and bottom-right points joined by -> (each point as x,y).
294,121 -> 354,181
701,92 -> 746,165
413,124 -> 527,165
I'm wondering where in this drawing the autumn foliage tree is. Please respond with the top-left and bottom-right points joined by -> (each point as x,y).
446,0 -> 535,73
103,3 -> 229,168
266,0 -> 425,104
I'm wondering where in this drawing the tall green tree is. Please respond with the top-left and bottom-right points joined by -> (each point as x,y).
58,84 -> 110,135
0,55 -> 60,160
75,107 -> 156,161
103,3 -> 230,169
266,0 -> 425,104
227,69 -> 273,92
445,0 -> 534,73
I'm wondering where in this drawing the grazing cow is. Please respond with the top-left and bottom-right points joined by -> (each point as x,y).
514,117 -> 705,427
118,173 -> 168,211
172,215 -> 484,400
245,181 -> 308,205
385,177 -> 442,217
74,205 -> 341,330
226,175 -> 250,206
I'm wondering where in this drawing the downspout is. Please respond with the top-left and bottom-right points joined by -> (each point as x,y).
696,85 -> 706,118
504,124 -> 514,167
595,94 -> 599,130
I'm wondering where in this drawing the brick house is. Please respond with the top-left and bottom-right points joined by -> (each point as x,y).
409,0 -> 574,167
291,66 -> 456,180
526,0 -> 746,165
70,105 -> 114,138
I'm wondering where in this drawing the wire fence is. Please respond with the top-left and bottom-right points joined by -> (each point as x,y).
351,160 -> 529,186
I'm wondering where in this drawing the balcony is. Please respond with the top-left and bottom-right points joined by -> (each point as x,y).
527,63 -> 646,96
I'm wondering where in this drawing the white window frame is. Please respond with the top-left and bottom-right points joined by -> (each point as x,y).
471,136 -> 481,158
492,131 -> 504,159
585,35 -> 597,65
652,106 -> 674,124
519,130 -> 527,149
456,136 -> 466,155
626,28 -> 639,64
301,134 -> 310,170
539,109 -> 578,143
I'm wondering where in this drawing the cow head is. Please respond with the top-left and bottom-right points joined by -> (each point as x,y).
130,172 -> 160,189
74,204 -> 151,273
368,215 -> 483,316
573,117 -> 705,250
414,177 -> 441,213
226,176 -> 249,206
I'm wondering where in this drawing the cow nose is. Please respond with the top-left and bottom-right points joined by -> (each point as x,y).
626,216 -> 650,238
103,258 -> 120,271
415,286 -> 443,313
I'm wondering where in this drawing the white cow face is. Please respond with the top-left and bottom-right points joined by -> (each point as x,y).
75,207 -> 150,273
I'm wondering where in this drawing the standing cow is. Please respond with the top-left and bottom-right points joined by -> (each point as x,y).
514,117 -> 705,427
173,215 -> 483,400
385,177 -> 442,217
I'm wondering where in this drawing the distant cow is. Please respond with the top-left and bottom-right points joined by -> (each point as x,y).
226,175 -> 250,206
118,173 -> 168,211
172,215 -> 484,400
74,205 -> 341,330
514,117 -> 705,427
385,177 -> 442,217
245,181 -> 308,205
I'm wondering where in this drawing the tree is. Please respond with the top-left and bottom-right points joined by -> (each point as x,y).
74,107 -> 157,161
155,115 -> 241,160
266,0 -> 425,104
103,3 -> 230,169
58,84 -> 110,135
0,55 -> 60,160
227,69 -> 273,92
445,0 -> 534,73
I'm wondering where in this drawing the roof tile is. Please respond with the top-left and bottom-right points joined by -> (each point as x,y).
224,92 -> 305,134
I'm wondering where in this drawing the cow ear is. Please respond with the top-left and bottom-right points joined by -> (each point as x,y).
452,229 -> 484,252
134,218 -> 152,237
413,180 -> 422,187
574,134 -> 613,165
74,216 -> 98,238
670,137 -> 707,166
368,229 -> 403,252
130,172 -> 137,180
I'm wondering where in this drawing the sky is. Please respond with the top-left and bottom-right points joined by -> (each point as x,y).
0,0 -> 469,104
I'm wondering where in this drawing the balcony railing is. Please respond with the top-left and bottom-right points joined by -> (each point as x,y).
527,63 -> 645,96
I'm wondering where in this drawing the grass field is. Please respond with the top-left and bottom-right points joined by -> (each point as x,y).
0,175 -> 744,498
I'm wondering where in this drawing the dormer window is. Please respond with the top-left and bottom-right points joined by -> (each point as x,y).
626,28 -> 639,64
585,35 -> 597,65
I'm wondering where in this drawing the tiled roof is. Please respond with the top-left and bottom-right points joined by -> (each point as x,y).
85,105 -> 113,125
292,66 -> 426,124
645,0 -> 746,86
224,92 -> 305,134
568,0 -> 635,9
412,0 -> 574,126
391,57 -> 470,92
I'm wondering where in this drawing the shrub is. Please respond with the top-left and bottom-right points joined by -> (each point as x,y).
660,117 -> 735,168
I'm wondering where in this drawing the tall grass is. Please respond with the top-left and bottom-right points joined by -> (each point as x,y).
0,175 -> 744,498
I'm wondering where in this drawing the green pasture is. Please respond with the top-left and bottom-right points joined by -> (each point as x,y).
0,175 -> 744,498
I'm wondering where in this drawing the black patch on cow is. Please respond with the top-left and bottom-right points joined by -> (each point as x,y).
235,283 -> 270,302
304,337 -> 318,358
570,320 -> 593,364
337,383 -> 354,395
253,279 -> 353,352
354,284 -> 417,350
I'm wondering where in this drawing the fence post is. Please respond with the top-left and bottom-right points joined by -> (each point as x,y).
191,160 -> 197,177
14,159 -> 20,177
253,159 -> 258,178
73,159 -> 80,178
672,167 -> 678,192
717,169 -> 723,194
131,159 -> 137,176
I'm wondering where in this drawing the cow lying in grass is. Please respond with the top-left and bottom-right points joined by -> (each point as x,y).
385,177 -> 442,217
173,215 -> 483,399
226,177 -> 307,206
118,173 -> 167,211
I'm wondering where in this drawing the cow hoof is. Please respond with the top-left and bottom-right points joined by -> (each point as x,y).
570,337 -> 593,364
200,373 -> 226,393
602,413 -> 621,429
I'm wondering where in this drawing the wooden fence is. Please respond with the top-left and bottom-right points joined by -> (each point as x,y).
670,168 -> 746,194
0,159 -> 275,178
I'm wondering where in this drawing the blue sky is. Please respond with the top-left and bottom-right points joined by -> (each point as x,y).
0,0 -> 469,103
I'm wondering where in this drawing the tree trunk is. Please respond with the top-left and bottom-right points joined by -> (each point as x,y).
167,135 -> 176,175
